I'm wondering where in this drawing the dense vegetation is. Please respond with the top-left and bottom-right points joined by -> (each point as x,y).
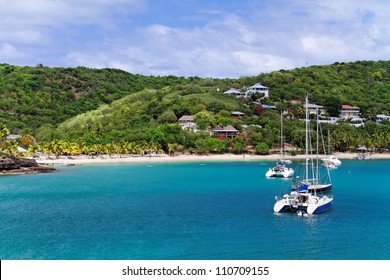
1,60 -> 390,157
0,64 -> 188,131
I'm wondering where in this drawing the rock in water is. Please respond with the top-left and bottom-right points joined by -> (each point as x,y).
0,156 -> 57,174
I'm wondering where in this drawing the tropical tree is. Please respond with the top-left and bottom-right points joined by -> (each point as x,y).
0,125 -> 10,152
3,139 -> 18,156
28,143 -> 41,154
254,142 -> 270,155
167,143 -> 179,156
20,134 -> 35,148
46,139 -> 66,158
194,111 -> 216,130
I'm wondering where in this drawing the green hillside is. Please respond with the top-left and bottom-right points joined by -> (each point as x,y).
1,60 -> 390,156
258,60 -> 390,117
0,64 -> 188,132
2,60 -> 390,134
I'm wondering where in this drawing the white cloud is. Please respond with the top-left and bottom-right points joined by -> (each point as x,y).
0,29 -> 43,44
300,35 -> 349,59
63,13 -> 296,78
0,0 -> 145,26
0,43 -> 25,59
233,51 -> 294,73
2,0 -> 390,77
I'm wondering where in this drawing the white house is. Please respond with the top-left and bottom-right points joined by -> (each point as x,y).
305,103 -> 326,115
376,114 -> 390,124
223,88 -> 246,98
178,115 -> 196,130
340,105 -> 360,119
245,83 -> 269,98
230,111 -> 245,118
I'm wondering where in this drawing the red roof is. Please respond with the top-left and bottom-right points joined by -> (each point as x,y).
341,105 -> 360,109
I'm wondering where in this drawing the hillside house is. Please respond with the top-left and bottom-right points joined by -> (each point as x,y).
211,125 -> 239,139
376,114 -> 390,124
230,111 -> 245,118
223,88 -> 246,98
245,83 -> 269,98
224,83 -> 269,99
305,103 -> 326,115
178,115 -> 196,130
340,105 -> 360,119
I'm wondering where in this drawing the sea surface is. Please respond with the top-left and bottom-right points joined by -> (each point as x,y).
0,159 -> 389,260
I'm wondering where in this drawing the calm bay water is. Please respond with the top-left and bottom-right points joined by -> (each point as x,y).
0,160 -> 389,260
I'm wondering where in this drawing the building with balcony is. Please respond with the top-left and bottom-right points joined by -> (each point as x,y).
340,105 -> 360,119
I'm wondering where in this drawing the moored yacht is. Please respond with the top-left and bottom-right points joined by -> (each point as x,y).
265,113 -> 294,178
321,155 -> 341,166
273,97 -> 333,215
266,163 -> 294,178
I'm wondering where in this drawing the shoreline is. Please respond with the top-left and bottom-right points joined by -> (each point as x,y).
35,152 -> 390,166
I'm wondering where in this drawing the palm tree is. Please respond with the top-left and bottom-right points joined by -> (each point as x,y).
167,143 -> 176,156
168,143 -> 182,156
47,139 -> 66,158
20,134 -> 35,148
64,141 -> 81,157
131,142 -> 143,156
28,143 -> 41,156
90,143 -> 104,157
0,125 -> 10,152
0,125 -> 9,140
112,143 -> 123,158
3,139 -> 18,156
104,143 -> 115,157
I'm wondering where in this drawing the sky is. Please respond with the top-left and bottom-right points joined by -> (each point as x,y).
1,0 -> 390,78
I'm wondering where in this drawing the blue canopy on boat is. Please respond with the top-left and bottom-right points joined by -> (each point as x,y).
297,184 -> 308,193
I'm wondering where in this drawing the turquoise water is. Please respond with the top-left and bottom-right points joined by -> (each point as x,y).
0,160 -> 389,260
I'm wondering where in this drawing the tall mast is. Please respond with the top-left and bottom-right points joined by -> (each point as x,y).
305,96 -> 309,183
316,107 -> 319,185
280,112 -> 284,159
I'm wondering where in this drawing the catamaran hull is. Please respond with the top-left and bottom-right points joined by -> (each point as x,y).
273,200 -> 292,213
307,197 -> 333,214
266,169 -> 294,178
274,195 -> 333,215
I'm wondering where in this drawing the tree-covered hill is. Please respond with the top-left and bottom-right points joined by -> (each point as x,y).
256,60 -> 390,117
50,87 -> 250,147
2,60 -> 390,135
0,64 -> 188,132
2,60 -> 390,155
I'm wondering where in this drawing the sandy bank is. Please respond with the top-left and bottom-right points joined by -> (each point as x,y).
35,152 -> 390,166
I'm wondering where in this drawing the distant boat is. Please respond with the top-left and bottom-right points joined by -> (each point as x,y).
356,153 -> 371,160
265,163 -> 295,178
321,155 -> 342,166
321,131 -> 341,166
274,97 -> 333,215
265,113 -> 294,178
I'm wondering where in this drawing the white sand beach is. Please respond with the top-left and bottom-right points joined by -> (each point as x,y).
35,152 -> 390,166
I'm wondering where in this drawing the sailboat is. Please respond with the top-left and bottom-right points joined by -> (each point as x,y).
321,131 -> 341,167
291,112 -> 333,193
265,113 -> 294,178
273,97 -> 333,215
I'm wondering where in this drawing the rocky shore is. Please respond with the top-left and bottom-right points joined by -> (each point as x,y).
0,156 -> 57,175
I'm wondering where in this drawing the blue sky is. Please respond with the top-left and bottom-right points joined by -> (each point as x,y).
1,0 -> 389,77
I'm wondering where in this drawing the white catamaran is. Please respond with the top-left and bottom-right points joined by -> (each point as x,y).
321,131 -> 341,167
265,113 -> 294,178
273,97 -> 333,215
